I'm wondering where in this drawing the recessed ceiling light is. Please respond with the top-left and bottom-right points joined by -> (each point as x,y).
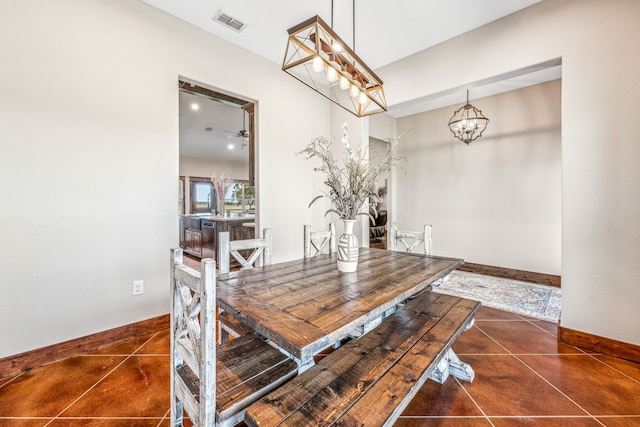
191,103 -> 199,111
227,144 -> 234,150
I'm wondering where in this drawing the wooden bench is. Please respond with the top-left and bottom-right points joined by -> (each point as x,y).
218,311 -> 254,342
245,291 -> 480,427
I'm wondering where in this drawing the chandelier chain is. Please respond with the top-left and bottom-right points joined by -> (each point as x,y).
353,0 -> 356,52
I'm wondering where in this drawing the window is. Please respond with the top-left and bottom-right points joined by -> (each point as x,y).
186,177 -> 254,215
226,181 -> 255,214
190,177 -> 215,214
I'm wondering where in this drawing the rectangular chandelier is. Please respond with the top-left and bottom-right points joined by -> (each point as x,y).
283,15 -> 387,117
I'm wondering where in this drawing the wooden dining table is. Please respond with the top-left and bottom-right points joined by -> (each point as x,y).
216,247 -> 464,370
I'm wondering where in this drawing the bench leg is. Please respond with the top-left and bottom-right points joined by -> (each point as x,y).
348,316 -> 383,338
298,357 -> 315,373
464,318 -> 475,331
431,273 -> 451,288
429,348 -> 475,384
383,305 -> 397,319
350,304 -> 400,339
274,347 -> 314,374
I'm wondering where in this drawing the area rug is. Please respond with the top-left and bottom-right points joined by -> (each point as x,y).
433,270 -> 561,323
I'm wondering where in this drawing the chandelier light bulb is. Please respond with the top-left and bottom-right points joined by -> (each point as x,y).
339,76 -> 350,90
349,83 -> 360,98
358,91 -> 368,105
312,56 -> 324,73
327,66 -> 338,82
333,42 -> 342,52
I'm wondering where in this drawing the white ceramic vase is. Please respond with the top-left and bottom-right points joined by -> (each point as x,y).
337,219 -> 359,273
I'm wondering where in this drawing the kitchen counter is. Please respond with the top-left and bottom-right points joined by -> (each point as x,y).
184,214 -> 255,222
179,214 -> 255,261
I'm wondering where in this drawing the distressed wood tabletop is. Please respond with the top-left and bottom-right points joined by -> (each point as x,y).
216,247 -> 463,363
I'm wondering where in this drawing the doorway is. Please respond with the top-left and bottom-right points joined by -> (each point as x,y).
178,80 -> 256,216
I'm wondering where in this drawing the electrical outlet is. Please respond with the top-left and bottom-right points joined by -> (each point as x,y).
133,280 -> 144,296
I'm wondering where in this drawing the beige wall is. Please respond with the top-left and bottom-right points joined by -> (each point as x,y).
370,114 -> 398,228
396,80 -> 561,275
179,156 -> 248,182
380,0 -> 640,345
0,0 -> 328,357
368,138 -> 392,213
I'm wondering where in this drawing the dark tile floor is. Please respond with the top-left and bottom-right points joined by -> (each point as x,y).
1,307 -> 639,426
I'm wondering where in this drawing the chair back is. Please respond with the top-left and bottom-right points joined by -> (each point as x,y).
303,223 -> 336,258
390,223 -> 433,255
219,228 -> 272,274
171,248 -> 217,426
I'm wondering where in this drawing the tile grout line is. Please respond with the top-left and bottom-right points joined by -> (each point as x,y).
479,318 -> 640,418
588,354 -> 640,386
397,415 -> 488,419
464,324 -> 523,423
482,415 -> 625,420
453,323 -> 501,426
42,331 -> 162,427
0,372 -> 24,390
474,323 -> 605,426
39,416 -> 167,424
527,318 -> 560,337
158,407 -> 171,427
454,376 -> 496,427
509,354 -> 607,427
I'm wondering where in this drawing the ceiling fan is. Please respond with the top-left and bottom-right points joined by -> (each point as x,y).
219,109 -> 248,143
237,110 -> 248,140
236,128 -> 249,140
233,110 -> 249,150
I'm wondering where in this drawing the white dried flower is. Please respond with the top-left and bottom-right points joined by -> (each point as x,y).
298,129 -> 406,221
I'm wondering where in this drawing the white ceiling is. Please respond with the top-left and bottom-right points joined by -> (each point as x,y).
149,0 -> 558,161
179,91 -> 249,162
142,0 -> 542,71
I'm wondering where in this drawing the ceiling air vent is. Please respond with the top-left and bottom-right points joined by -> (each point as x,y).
213,10 -> 246,33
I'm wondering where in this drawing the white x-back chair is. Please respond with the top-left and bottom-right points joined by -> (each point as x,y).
389,223 -> 448,289
217,228 -> 272,342
390,222 -> 433,255
218,228 -> 272,274
303,223 -> 336,258
170,248 -> 297,427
